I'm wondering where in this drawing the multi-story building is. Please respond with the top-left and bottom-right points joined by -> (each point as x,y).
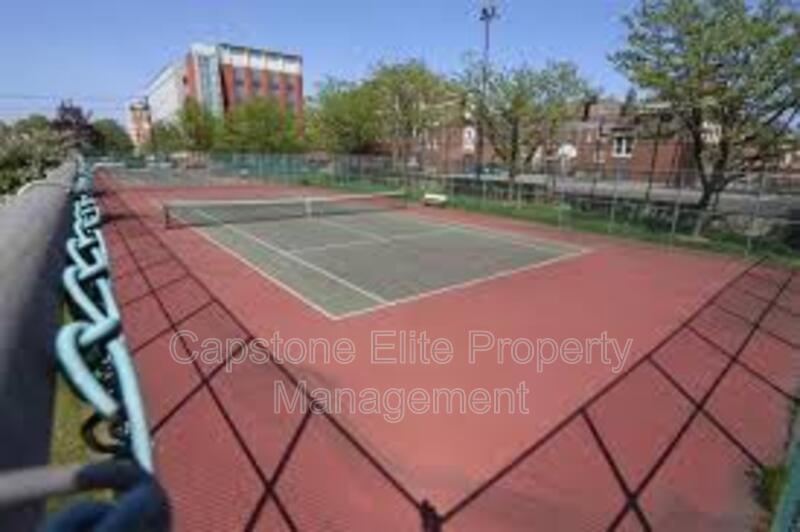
549,99 -> 695,182
127,101 -> 152,150
415,97 -> 694,180
130,42 -> 303,142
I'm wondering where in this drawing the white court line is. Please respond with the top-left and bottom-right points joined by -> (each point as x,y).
333,247 -> 592,321
398,210 -> 588,254
335,209 -> 580,254
174,206 -> 592,321
193,209 -> 388,305
312,210 -> 581,255
188,226 -> 341,320
290,225 -> 462,254
316,217 -> 391,243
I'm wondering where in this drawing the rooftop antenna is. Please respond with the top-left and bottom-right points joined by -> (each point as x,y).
476,0 -> 499,181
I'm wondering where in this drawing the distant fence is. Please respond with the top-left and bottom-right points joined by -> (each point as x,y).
108,152 -> 800,258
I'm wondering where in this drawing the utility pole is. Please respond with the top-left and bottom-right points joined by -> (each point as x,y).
476,0 -> 499,181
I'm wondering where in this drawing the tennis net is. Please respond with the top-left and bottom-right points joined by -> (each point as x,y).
164,190 -> 408,228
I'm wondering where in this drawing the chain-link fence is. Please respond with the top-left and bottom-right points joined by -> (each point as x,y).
107,153 -> 800,262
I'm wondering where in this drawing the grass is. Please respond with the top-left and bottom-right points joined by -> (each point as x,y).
47,303 -> 110,514
749,463 -> 790,531
747,383 -> 800,530
439,190 -> 800,268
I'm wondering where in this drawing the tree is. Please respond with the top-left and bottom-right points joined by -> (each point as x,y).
621,88 -> 638,117
306,78 -> 383,154
611,0 -> 800,209
462,59 -> 590,182
635,103 -> 681,200
52,101 -> 97,151
218,98 -> 303,153
0,113 -> 66,193
91,119 -> 133,157
145,121 -> 184,155
14,114 -> 52,134
367,60 -> 456,166
179,99 -> 219,153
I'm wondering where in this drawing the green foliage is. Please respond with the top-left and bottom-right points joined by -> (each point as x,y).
611,0 -> 800,207
306,78 -> 383,154
367,60 -> 459,161
90,119 -> 133,157
749,461 -> 789,529
51,101 -> 97,151
461,58 -> 590,179
0,113 -> 66,194
217,97 -> 303,153
144,120 -> 185,155
179,99 -> 219,152
306,60 -> 457,159
15,114 -> 52,133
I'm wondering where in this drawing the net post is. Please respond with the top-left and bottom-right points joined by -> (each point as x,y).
420,500 -> 442,532
163,204 -> 171,230
669,173 -> 684,245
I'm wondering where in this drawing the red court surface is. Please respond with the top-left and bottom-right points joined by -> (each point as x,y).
96,170 -> 799,531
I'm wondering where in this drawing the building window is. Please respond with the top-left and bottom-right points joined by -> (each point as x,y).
233,67 -> 246,102
612,136 -> 634,158
233,67 -> 246,86
269,75 -> 280,96
251,69 -> 262,95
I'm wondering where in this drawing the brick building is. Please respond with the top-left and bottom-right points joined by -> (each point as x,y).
129,42 -> 303,145
554,99 -> 694,182
414,98 -> 696,180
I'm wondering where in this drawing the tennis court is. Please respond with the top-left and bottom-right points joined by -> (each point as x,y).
165,194 -> 585,319
93,168 -> 800,531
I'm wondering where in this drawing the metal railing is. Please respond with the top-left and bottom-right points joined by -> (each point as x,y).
0,159 -> 169,531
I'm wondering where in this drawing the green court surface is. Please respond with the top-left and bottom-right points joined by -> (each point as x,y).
190,211 -> 585,319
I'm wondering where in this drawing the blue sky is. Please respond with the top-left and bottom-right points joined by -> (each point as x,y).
0,0 -> 638,122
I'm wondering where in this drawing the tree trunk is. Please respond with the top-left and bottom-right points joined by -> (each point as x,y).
692,173 -> 719,236
508,120 -> 520,200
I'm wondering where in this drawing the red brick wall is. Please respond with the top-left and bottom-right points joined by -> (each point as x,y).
215,63 -> 304,117
293,74 -> 303,116
563,126 -> 695,181
244,68 -> 253,100
184,54 -> 197,102
220,64 -> 234,111
278,73 -> 287,108
293,74 -> 304,133
259,70 -> 269,98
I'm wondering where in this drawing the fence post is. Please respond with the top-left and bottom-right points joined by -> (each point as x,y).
608,167 -> 621,233
746,172 -> 766,257
669,175 -> 684,246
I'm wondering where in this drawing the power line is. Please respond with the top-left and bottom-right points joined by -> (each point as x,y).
0,93 -> 134,103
